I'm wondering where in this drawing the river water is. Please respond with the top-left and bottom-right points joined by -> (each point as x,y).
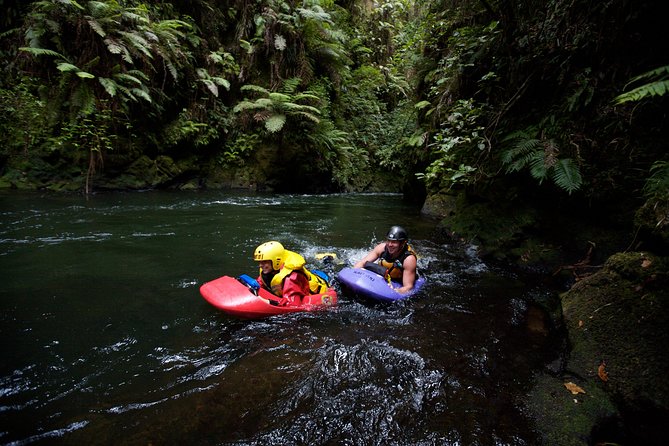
0,191 -> 559,445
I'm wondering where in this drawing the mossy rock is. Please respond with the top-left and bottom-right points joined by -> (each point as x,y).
562,252 -> 669,409
634,194 -> 669,252
421,191 -> 457,219
530,251 -> 669,444
435,192 -> 542,263
525,373 -> 617,446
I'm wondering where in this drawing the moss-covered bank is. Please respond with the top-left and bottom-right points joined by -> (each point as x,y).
527,252 -> 669,445
424,191 -> 669,444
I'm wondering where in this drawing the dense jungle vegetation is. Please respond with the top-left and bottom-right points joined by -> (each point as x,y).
1,0 -> 667,252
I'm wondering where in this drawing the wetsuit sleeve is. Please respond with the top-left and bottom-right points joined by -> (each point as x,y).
281,271 -> 310,305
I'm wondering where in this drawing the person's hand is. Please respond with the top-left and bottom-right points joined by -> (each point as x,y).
390,283 -> 411,294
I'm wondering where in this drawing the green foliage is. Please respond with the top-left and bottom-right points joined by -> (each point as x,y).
417,99 -> 486,190
421,20 -> 500,121
615,65 -> 669,104
643,161 -> 669,199
17,0 -> 205,121
233,78 -> 321,133
221,132 -> 261,165
307,118 -> 365,189
501,129 -> 583,194
0,79 -> 50,156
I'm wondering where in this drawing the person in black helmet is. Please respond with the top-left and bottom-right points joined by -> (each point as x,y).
354,225 -> 418,293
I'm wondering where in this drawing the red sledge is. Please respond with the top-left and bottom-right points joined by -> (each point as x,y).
200,275 -> 337,319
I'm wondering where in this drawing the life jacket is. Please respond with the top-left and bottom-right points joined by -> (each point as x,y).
260,250 -> 329,297
377,243 -> 417,280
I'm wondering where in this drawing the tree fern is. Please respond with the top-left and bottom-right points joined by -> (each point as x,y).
234,77 -> 323,133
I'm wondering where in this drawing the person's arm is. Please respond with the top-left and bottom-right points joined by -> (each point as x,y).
396,255 -> 417,294
354,243 -> 386,268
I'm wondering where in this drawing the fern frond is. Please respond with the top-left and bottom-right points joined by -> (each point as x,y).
70,83 -> 95,116
408,131 -> 428,147
118,31 -> 152,59
500,138 -> 541,166
294,111 -> 320,123
415,100 -> 431,110
281,78 -> 301,94
56,62 -> 80,72
643,160 -> 669,197
122,9 -> 150,25
98,77 -> 117,96
87,18 -> 106,37
297,6 -> 332,24
626,65 -> 669,87
240,84 -> 270,95
528,152 -> 549,182
551,158 -> 582,194
130,87 -> 152,103
212,77 -> 230,90
104,37 -> 123,54
264,114 -> 286,133
87,1 -> 111,15
156,19 -> 191,32
233,98 -> 273,113
295,104 -> 321,115
75,70 -> 95,79
615,80 -> 669,104
268,92 -> 291,102
113,73 -> 143,85
200,79 -> 219,97
293,92 -> 321,102
125,69 -> 149,81
19,47 -> 64,58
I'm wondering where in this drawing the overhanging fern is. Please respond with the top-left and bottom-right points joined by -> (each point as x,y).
502,130 -> 583,194
615,65 -> 669,104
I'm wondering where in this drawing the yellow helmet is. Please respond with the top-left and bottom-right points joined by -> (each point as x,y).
253,241 -> 285,270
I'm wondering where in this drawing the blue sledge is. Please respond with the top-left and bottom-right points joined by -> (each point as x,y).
337,265 -> 426,303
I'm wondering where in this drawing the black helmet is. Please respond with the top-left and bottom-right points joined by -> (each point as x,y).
386,225 -> 408,241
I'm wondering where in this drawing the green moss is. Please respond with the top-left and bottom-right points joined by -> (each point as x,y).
526,374 -> 617,446
562,252 -> 669,406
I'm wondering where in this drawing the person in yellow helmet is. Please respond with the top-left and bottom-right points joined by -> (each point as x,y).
354,225 -> 417,293
253,241 -> 328,306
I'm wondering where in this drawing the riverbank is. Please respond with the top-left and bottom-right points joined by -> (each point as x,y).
423,191 -> 669,445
